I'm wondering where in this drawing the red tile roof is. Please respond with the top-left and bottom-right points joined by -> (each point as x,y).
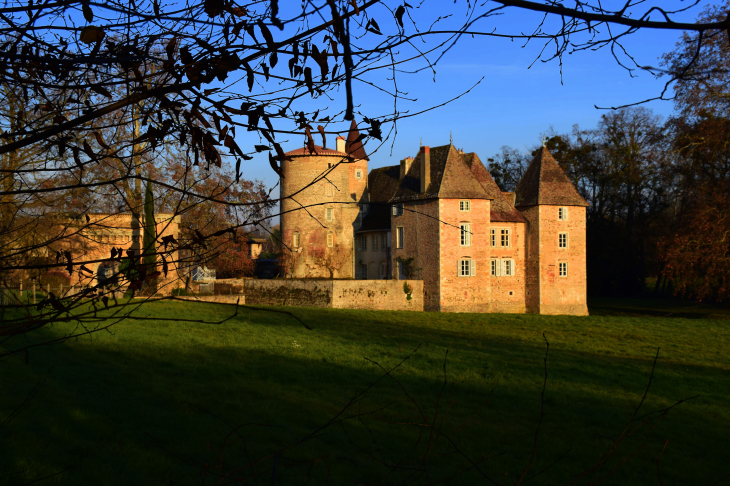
284,145 -> 348,157
515,147 -> 590,207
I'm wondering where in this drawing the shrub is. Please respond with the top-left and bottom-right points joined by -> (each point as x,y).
39,270 -> 71,288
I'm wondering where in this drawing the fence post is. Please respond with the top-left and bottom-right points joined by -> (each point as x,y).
47,284 -> 50,296
33,283 -> 36,304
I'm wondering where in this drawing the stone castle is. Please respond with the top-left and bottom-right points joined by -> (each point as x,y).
280,121 -> 589,315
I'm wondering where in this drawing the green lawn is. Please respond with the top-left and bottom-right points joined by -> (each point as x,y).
1,299 -> 729,485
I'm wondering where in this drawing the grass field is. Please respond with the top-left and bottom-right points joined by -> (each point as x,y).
1,298 -> 729,485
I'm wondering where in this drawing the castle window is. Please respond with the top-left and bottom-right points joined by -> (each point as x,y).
372,234 -> 378,250
361,263 -> 368,279
460,223 -> 471,247
559,262 -> 568,277
559,232 -> 568,249
293,232 -> 300,248
501,228 -> 510,247
559,207 -> 568,221
327,233 -> 334,247
457,259 -> 476,277
490,229 -> 496,247
360,235 -> 367,250
396,227 -> 404,249
380,262 -> 387,279
397,261 -> 405,280
325,181 -> 334,196
459,200 -> 471,212
502,259 -> 514,276
490,258 -> 515,277
392,204 -> 404,216
326,208 -> 334,221
355,169 -> 363,179
381,234 -> 387,249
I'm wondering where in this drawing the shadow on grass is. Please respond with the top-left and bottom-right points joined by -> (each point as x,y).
589,297 -> 730,320
1,314 -> 729,485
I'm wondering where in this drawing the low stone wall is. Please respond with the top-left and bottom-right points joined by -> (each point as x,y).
241,279 -> 423,311
175,295 -> 245,305
242,279 -> 333,307
331,280 -> 423,311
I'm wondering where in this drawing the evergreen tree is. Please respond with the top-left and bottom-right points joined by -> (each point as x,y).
142,180 -> 157,291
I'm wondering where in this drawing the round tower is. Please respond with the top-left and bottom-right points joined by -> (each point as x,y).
280,121 -> 369,278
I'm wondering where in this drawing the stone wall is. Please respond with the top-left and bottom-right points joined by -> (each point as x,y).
332,279 -> 423,311
537,205 -> 589,315
217,278 -> 425,311
392,199 -> 441,311
279,152 -> 366,279
438,198 -> 493,313
488,221 -> 527,314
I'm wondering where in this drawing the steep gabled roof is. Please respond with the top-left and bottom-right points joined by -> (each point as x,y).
345,119 -> 369,161
358,165 -> 400,233
390,145 -> 490,203
461,152 -> 526,223
284,145 -> 347,157
514,147 -> 589,207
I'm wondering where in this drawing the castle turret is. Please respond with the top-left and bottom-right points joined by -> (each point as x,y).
279,121 -> 369,278
514,147 -> 589,315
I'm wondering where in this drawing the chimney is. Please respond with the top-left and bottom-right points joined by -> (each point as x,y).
420,146 -> 430,193
399,156 -> 413,180
336,136 -> 346,153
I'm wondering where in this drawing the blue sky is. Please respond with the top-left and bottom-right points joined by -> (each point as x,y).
231,1 -> 711,191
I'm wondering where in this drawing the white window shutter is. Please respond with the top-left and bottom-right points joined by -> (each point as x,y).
500,259 -> 506,276
470,259 -> 476,276
496,259 -> 501,276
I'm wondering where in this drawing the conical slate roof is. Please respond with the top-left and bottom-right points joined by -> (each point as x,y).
345,119 -> 369,161
514,147 -> 589,207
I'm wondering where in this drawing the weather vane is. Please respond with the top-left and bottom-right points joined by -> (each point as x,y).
450,131 -> 453,144
543,135 -> 548,147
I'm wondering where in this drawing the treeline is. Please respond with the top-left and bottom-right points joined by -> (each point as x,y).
487,2 -> 730,302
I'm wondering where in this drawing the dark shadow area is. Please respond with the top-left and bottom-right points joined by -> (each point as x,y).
1,304 -> 729,485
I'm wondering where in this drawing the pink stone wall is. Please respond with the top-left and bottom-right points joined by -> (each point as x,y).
537,205 -> 589,315
437,198 -> 492,313
280,153 -> 366,278
488,221 -> 527,313
391,199 -> 441,311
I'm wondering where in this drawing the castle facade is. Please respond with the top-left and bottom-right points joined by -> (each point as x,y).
280,123 -> 589,315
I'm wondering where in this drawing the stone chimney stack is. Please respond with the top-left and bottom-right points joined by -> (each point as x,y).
420,146 -> 430,193
336,136 -> 346,153
399,156 -> 413,179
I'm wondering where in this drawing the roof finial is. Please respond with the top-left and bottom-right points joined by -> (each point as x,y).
450,131 -> 453,144
420,137 -> 422,147
542,135 -> 548,147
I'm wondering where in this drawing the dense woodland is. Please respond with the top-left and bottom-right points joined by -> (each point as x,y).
485,3 -> 730,302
